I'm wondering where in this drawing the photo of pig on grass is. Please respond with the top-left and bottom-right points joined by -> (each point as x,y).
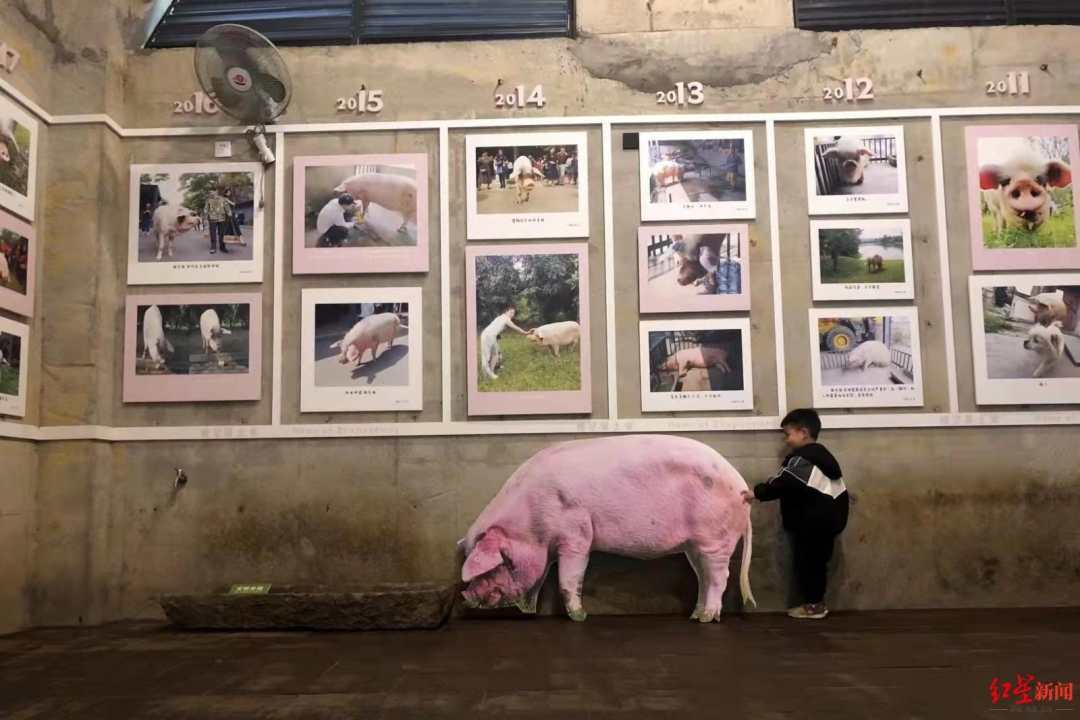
313,302 -> 410,387
473,251 -> 584,394
135,303 -> 251,376
459,434 -> 755,622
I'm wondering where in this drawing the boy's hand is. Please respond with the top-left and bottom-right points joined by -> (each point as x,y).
740,489 -> 754,504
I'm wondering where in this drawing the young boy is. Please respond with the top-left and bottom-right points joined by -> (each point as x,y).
746,408 -> 848,619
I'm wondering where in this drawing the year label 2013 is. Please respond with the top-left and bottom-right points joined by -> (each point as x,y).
495,85 -> 546,109
336,89 -> 384,114
823,77 -> 875,103
0,42 -> 21,73
173,91 -> 219,115
986,72 -> 1031,97
656,81 -> 705,107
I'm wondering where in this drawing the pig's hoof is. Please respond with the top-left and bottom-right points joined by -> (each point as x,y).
690,607 -> 703,621
568,608 -> 588,622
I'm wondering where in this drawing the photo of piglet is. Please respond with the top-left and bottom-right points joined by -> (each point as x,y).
812,133 -> 899,197
135,303 -> 251,376
303,160 -> 420,249
0,330 -> 21,399
313,302 -> 410,387
459,434 -> 755,622
980,283 -> 1080,379
648,329 -> 744,394
817,315 -> 916,388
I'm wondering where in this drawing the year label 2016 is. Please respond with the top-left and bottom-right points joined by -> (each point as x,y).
986,72 -> 1031,97
656,81 -> 705,107
0,42 -> 21,73
495,85 -> 546,109
336,89 -> 384,114
173,91 -> 219,115
823,77 -> 875,103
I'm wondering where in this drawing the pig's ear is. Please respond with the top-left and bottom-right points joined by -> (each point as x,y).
1046,160 -> 1072,188
980,164 -> 1005,190
461,535 -> 505,582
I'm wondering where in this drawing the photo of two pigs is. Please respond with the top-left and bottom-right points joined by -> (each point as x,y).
312,303 -> 410,387
302,162 -> 419,248
648,329 -> 744,394
474,253 -> 582,393
0,330 -> 21,398
980,284 -> 1080,380
136,303 -> 251,376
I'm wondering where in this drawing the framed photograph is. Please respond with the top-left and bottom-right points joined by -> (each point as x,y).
465,132 -> 589,240
466,244 -> 591,416
0,316 -> 28,418
292,154 -> 429,274
969,274 -> 1080,405
638,130 -> 756,221
810,219 -> 914,301
0,94 -> 38,221
123,293 -> 262,403
127,163 -> 264,285
0,210 -> 35,317
804,126 -> 908,215
638,224 -> 750,313
301,288 -> 422,413
639,318 -> 753,413
965,125 -> 1080,271
809,307 -> 923,409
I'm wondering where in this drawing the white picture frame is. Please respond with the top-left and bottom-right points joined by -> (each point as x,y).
639,318 -> 753,413
465,131 -> 589,240
969,273 -> 1080,405
127,162 -> 264,285
0,315 -> 28,418
0,93 -> 38,221
804,126 -> 909,216
809,306 -> 924,409
301,287 -> 422,413
810,218 -> 915,301
638,130 -> 756,222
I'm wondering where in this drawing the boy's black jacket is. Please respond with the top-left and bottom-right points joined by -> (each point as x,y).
753,443 -> 849,534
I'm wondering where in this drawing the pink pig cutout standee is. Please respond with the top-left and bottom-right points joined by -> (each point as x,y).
459,434 -> 756,623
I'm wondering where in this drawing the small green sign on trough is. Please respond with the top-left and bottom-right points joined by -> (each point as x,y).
227,583 -> 272,595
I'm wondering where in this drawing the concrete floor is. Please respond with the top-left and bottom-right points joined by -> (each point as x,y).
2,609 -> 1077,719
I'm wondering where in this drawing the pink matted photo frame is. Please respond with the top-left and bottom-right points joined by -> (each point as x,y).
123,293 -> 262,403
638,224 -> 750,313
0,209 -> 35,317
966,125 -> 1080,271
292,154 -> 430,274
466,243 -> 591,416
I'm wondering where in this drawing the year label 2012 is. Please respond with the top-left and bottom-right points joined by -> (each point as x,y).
0,42 -> 21,73
495,85 -> 546,109
173,91 -> 219,115
986,72 -> 1031,97
336,89 -> 384,114
823,77 -> 875,103
656,81 -> 704,107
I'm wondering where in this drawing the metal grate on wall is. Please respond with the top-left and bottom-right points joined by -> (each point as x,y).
795,0 -> 1080,30
145,0 -> 573,48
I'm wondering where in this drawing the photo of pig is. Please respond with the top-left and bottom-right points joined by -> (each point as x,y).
466,132 -> 589,240
0,330 -> 21,400
0,227 -> 29,297
810,219 -> 914,301
805,126 -> 908,215
977,282 -> 1080,380
302,159 -> 421,249
313,303 -> 410,387
638,225 -> 749,313
134,302 -> 251,376
0,96 -> 37,220
640,319 -> 753,412
638,131 -> 755,221
965,127 -> 1080,271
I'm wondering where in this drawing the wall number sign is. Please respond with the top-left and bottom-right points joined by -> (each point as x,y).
823,77 -> 875,103
494,84 -> 546,109
172,91 -> 219,115
336,88 -> 385,114
656,81 -> 705,107
985,72 -> 1031,97
0,42 -> 20,73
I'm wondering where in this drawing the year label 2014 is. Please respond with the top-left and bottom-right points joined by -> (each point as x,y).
823,77 -> 875,103
173,91 -> 219,115
336,89 -> 384,114
986,72 -> 1031,97
0,42 -> 21,73
495,85 -> 546,109
656,81 -> 705,107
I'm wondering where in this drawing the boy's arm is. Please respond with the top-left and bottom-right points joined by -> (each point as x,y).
753,457 -> 810,502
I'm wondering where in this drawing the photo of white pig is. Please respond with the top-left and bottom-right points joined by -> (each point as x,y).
843,340 -> 890,372
200,309 -> 232,356
311,302 -> 412,389
151,203 -> 199,260
330,312 -> 402,367
333,172 -> 418,236
823,136 -> 873,186
816,314 -> 917,389
140,305 -> 174,371
133,302 -> 252,377
526,321 -> 580,357
0,252 -> 8,285
646,326 -> 746,397
459,434 -> 755,622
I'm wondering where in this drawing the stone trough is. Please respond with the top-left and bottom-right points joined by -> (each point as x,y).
160,584 -> 456,631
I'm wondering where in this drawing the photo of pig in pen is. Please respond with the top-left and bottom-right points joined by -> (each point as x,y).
302,160 -> 421,248
134,302 -> 251,376
805,126 -> 908,215
0,329 -> 21,399
966,127 -> 1079,259
638,225 -> 749,312
639,318 -> 753,412
312,302 -> 410,387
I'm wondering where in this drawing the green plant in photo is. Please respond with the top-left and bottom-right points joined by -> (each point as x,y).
478,333 -> 581,393
984,309 -> 1009,334
982,211 -> 1077,250
0,366 -> 18,396
820,255 -> 906,284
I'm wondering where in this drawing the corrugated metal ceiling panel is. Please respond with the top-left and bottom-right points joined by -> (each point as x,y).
795,0 -> 1009,30
358,0 -> 571,41
148,0 -> 356,47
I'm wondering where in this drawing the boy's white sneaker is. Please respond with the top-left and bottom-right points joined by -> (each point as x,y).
788,603 -> 829,619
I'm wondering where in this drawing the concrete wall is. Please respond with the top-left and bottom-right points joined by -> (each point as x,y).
3,1 -> 1080,630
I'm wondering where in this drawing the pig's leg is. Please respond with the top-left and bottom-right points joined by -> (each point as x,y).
557,547 -> 591,622
692,541 -> 738,622
686,550 -> 710,621
155,231 -> 164,261
552,344 -> 560,357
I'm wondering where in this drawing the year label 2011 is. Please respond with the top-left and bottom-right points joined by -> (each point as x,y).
656,81 -> 704,107
986,72 -> 1031,97
495,85 -> 546,109
173,91 -> 219,115
823,77 -> 875,103
336,89 -> 384,114
0,42 -> 21,73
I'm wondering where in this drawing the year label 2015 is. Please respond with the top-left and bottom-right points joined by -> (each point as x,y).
656,81 -> 705,107
823,77 -> 875,103
336,89 -> 385,114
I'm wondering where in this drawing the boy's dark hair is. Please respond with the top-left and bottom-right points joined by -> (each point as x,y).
781,408 -> 821,440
